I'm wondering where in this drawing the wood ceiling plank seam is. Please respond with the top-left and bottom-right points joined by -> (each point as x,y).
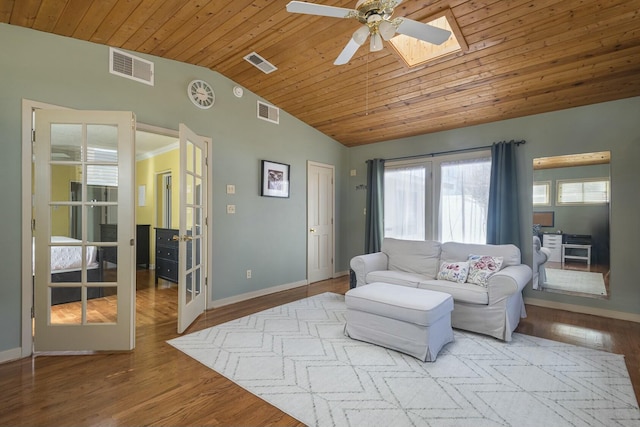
322,69 -> 640,135
450,0 -> 512,22
336,77 -> 640,145
142,0 -> 228,57
51,0 -> 95,37
0,0 -> 15,23
300,48 -> 640,126
119,0 -> 197,51
156,0 -> 269,61
90,0 -> 144,44
31,0 -> 67,32
71,0 -> 119,40
457,0 -> 566,37
185,2 -> 298,68
268,7 -> 640,116
464,0 -> 639,46
104,0 -> 166,47
292,32 -> 640,120
8,0 -> 41,27
208,0 -> 353,72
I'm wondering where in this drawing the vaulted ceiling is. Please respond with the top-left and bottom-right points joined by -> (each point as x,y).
2,0 -> 639,147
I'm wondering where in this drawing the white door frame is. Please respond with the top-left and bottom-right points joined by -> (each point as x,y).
307,161 -> 335,283
20,100 -> 214,357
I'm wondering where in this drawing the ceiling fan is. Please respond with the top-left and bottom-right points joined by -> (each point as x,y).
286,0 -> 452,65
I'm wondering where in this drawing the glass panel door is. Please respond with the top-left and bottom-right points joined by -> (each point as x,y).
34,110 -> 136,351
177,124 -> 207,334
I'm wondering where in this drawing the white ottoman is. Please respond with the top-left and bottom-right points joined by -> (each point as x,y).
344,282 -> 454,362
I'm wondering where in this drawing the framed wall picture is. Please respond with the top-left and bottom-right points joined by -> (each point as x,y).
261,160 -> 290,198
533,211 -> 554,227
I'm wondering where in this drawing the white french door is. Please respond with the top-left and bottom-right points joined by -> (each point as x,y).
34,110 -> 136,352
307,161 -> 335,284
177,124 -> 208,334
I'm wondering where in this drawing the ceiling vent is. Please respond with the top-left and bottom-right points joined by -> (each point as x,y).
244,52 -> 277,74
109,47 -> 154,86
257,101 -> 279,124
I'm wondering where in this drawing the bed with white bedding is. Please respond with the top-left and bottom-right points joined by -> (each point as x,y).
34,236 -> 104,304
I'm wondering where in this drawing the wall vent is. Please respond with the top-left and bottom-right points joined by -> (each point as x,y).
109,48 -> 154,86
244,52 -> 277,74
257,101 -> 279,124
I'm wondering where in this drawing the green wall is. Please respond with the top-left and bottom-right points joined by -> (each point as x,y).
0,24 -> 347,353
346,96 -> 640,316
2,22 -> 639,356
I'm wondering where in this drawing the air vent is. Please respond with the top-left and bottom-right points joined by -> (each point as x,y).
257,101 -> 279,124
244,52 -> 277,74
109,48 -> 154,86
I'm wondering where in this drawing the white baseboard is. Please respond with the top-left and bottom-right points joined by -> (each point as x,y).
209,280 -> 309,309
524,297 -> 640,323
333,270 -> 348,278
0,347 -> 23,364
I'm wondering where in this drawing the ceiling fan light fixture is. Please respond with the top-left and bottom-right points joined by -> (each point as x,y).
370,32 -> 383,51
378,19 -> 396,40
352,25 -> 370,45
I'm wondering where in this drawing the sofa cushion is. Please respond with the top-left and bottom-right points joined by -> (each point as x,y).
382,238 -> 441,279
417,279 -> 489,305
366,270 -> 422,288
436,261 -> 470,283
466,255 -> 504,287
440,241 -> 521,267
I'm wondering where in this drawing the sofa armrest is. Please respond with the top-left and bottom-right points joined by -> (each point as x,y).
486,264 -> 533,304
350,252 -> 389,287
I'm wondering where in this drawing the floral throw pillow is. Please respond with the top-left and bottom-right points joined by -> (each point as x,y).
437,261 -> 470,284
467,255 -> 504,287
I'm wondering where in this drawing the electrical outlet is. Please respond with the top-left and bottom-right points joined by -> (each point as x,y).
246,269 -> 252,279
350,169 -> 357,176
227,204 -> 236,214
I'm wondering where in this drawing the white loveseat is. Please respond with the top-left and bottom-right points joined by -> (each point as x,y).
350,238 -> 533,341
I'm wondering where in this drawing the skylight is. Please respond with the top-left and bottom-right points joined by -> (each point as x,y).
389,10 -> 467,68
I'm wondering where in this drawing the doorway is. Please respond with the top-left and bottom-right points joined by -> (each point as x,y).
21,100 -> 212,356
307,161 -> 335,284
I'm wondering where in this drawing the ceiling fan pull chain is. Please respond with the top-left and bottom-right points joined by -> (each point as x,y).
366,52 -> 369,116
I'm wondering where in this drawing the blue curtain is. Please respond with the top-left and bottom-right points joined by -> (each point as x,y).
365,158 -> 385,253
487,141 -> 521,247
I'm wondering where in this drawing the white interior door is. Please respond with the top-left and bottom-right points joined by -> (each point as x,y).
177,123 -> 208,334
34,110 -> 136,352
307,161 -> 335,283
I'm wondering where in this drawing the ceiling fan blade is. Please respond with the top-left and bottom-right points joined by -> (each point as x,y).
286,1 -> 354,19
396,18 -> 451,45
334,38 -> 362,65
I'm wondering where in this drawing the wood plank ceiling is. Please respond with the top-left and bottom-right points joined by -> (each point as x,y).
2,0 -> 639,147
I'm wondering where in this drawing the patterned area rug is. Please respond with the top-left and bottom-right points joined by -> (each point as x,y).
544,268 -> 607,296
168,293 -> 639,427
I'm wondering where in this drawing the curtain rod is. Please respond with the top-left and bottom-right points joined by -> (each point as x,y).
383,139 -> 526,163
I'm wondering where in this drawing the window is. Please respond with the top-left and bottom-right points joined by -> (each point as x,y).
383,152 -> 491,244
439,158 -> 491,244
384,162 -> 430,240
533,181 -> 551,206
557,178 -> 609,205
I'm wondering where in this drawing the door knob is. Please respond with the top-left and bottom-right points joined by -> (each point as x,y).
309,228 -> 316,233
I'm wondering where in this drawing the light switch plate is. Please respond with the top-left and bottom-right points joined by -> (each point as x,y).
350,169 -> 357,176
226,184 -> 236,194
227,204 -> 236,214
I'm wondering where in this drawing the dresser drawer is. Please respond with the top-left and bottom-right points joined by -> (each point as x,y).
156,247 -> 178,262
156,260 -> 178,283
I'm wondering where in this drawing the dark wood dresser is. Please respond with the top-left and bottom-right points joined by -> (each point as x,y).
99,224 -> 150,269
155,227 -> 179,285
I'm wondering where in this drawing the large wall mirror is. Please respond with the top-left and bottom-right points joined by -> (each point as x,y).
532,151 -> 610,299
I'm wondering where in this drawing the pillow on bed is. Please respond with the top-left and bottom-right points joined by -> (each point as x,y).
467,255 -> 503,287
436,261 -> 470,284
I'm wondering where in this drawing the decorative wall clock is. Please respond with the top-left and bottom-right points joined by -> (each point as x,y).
187,79 -> 215,109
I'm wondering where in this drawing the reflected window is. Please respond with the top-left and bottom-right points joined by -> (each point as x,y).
533,181 -> 551,206
557,178 -> 610,205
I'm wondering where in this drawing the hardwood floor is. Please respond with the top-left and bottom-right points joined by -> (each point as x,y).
1,273 -> 638,426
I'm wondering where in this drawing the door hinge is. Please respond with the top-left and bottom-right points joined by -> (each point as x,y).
205,157 -> 208,167
32,129 -> 36,143
205,277 -> 208,287
32,219 -> 36,231
331,258 -> 334,265
31,306 -> 35,318
205,217 -> 208,227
